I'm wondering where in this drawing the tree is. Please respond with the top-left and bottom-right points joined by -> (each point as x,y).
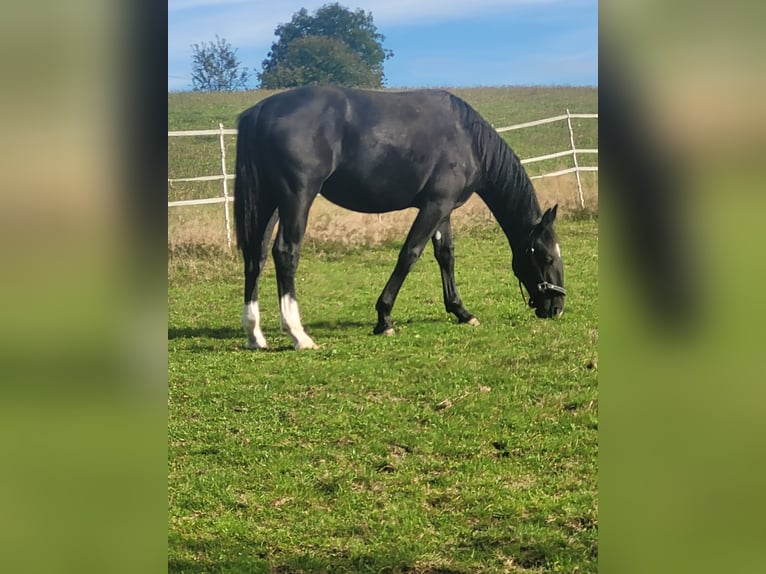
258,3 -> 393,89
191,35 -> 250,91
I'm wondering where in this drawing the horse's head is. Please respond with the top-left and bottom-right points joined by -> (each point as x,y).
513,204 -> 566,318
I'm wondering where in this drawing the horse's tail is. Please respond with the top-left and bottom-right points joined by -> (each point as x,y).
234,105 -> 261,251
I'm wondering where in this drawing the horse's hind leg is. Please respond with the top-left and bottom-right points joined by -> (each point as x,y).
272,194 -> 318,350
432,218 -> 479,326
242,208 -> 278,349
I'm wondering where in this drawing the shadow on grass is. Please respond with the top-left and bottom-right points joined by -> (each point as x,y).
168,317 -> 458,354
168,317 -> 448,341
307,316 -> 449,331
168,544 -> 471,574
167,320 -> 373,340
167,327 -> 295,352
168,326 -> 241,340
167,528 -> 591,573
304,319 -> 373,330
167,532 -> 582,573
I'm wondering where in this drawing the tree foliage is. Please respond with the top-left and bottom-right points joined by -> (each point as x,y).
191,35 -> 250,91
259,3 -> 393,89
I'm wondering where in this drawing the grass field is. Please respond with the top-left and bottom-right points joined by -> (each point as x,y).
168,86 -> 598,572
168,216 -> 598,573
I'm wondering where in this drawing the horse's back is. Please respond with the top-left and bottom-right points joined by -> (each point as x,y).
240,86 -> 480,213
246,86 -> 462,137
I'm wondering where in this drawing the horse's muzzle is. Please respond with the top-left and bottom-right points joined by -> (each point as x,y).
531,282 -> 566,318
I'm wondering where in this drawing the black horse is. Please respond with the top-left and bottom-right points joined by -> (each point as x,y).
234,86 -> 565,349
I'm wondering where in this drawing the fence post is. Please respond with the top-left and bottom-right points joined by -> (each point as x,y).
219,122 -> 232,248
566,109 -> 585,209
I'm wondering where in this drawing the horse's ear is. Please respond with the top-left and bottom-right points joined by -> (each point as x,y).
541,204 -> 558,227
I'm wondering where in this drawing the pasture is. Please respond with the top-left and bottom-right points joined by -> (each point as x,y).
168,219 -> 598,573
168,86 -> 598,573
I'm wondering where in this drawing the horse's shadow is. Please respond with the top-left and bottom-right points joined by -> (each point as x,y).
168,327 -> 294,353
168,317 -> 446,345
168,326 -> 240,340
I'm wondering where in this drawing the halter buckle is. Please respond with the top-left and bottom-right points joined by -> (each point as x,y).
537,282 -> 567,296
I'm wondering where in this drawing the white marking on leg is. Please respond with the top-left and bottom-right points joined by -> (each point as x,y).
434,230 -> 442,241
554,243 -> 561,258
279,294 -> 317,350
242,301 -> 268,349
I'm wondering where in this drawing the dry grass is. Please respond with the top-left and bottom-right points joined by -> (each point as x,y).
168,174 -> 596,256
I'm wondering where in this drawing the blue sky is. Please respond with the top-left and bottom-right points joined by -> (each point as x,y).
168,0 -> 598,91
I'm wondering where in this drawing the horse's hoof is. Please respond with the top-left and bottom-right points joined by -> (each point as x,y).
294,338 -> 318,350
246,338 -> 268,349
382,328 -> 395,336
466,317 -> 480,326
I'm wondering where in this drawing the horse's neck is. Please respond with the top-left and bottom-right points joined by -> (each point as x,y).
478,171 -> 541,254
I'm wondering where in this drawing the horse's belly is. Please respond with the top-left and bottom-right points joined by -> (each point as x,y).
320,173 -> 417,214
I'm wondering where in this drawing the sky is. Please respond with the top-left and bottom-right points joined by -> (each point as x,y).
168,0 -> 598,91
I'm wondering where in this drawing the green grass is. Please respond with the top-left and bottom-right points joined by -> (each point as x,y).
168,218 -> 598,573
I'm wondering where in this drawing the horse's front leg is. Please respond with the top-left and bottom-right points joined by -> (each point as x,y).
272,200 -> 318,350
374,205 -> 449,335
432,217 -> 479,326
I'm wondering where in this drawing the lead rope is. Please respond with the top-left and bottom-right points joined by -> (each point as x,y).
518,278 -> 528,306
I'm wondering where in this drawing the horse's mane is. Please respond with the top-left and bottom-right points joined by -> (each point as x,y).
448,94 -> 541,228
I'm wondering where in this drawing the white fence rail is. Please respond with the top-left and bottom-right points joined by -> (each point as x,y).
168,111 -> 597,247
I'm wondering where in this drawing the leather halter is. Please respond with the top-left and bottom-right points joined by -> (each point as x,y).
517,241 -> 566,307
518,279 -> 567,308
